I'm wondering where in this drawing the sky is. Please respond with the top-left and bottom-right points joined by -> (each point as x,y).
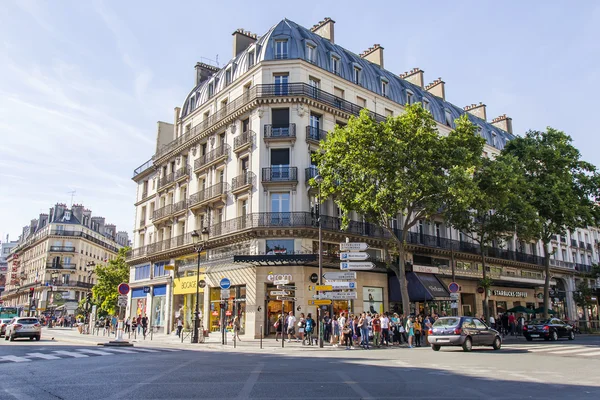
1,0 -> 599,243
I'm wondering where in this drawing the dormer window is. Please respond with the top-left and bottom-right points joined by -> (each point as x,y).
381,79 -> 389,97
353,65 -> 362,85
422,98 -> 430,111
248,50 -> 255,68
225,68 -> 232,86
406,90 -> 413,105
275,39 -> 288,59
331,55 -> 340,75
492,132 -> 498,147
64,211 -> 71,221
306,43 -> 316,63
444,109 -> 453,127
208,82 -> 214,98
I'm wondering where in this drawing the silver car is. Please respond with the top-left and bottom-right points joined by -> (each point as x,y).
4,317 -> 42,341
427,316 -> 502,352
0,318 -> 13,337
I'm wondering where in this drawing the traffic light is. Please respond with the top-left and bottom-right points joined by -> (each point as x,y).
29,288 -> 34,298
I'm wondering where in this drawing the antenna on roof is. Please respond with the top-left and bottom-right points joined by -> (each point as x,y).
216,54 -> 219,67
67,190 -> 76,207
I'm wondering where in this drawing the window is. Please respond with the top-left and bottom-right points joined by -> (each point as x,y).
275,40 -> 288,59
423,98 -> 430,111
406,90 -> 413,105
248,50 -> 255,68
271,108 -> 290,135
208,82 -> 214,98
381,80 -> 388,97
225,68 -> 232,86
334,87 -> 344,109
385,109 -> 393,117
353,66 -> 362,85
331,55 -> 340,75
274,74 -> 288,95
135,264 -> 151,280
62,274 -> 70,285
154,262 -> 167,277
306,44 -> 316,63
492,132 -> 497,147
309,77 -> 320,98
266,239 -> 294,255
357,96 -> 367,108
445,109 -> 453,127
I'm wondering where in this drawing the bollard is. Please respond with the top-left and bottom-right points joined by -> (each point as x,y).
260,325 -> 263,349
234,334 -> 236,348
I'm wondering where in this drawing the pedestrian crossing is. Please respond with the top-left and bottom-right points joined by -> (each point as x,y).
0,347 -> 181,364
503,343 -> 600,358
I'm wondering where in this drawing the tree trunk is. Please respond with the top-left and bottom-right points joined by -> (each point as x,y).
481,246 -> 489,322
397,244 -> 410,315
543,242 -> 551,319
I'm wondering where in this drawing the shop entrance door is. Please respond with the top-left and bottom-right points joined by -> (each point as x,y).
265,298 -> 294,335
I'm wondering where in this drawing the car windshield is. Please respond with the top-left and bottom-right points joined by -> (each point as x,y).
17,318 -> 39,324
529,319 -> 551,325
433,318 -> 460,328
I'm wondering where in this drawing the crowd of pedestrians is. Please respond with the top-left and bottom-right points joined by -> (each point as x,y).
273,310 -> 441,349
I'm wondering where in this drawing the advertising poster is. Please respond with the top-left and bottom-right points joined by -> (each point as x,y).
363,286 -> 384,314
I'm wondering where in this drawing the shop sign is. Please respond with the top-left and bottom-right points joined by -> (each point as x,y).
413,265 -> 440,274
492,290 -> 528,298
267,273 -> 292,282
211,311 -> 218,316
173,275 -> 206,295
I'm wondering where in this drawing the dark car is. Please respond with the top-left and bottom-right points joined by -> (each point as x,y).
427,316 -> 502,352
523,318 -> 574,341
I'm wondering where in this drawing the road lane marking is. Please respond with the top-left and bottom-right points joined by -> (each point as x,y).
527,345 -> 574,352
0,355 -> 31,363
101,348 -> 138,354
236,362 -> 264,399
26,352 -> 61,360
337,371 -> 374,399
76,349 -> 114,356
129,348 -> 159,352
548,347 -> 593,354
580,351 -> 600,357
52,350 -> 89,358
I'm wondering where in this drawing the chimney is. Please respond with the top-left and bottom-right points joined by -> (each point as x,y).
83,209 -> 92,227
310,17 -> 335,43
53,203 -> 67,222
194,62 -> 219,86
104,224 -> 116,239
37,214 -> 48,230
232,28 -> 257,57
463,102 -> 487,121
399,68 -> 424,88
117,231 -> 129,247
71,204 -> 84,223
425,78 -> 445,101
491,114 -> 513,134
359,44 -> 384,68
91,216 -> 105,234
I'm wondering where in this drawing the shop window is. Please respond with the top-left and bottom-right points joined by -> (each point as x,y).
154,262 -> 168,277
135,264 -> 151,280
363,287 -> 383,315
266,239 -> 294,255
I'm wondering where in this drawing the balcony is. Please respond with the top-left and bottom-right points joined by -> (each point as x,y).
158,173 -> 175,191
576,264 -> 592,273
233,131 -> 255,155
46,262 -> 77,270
194,144 -> 230,173
139,219 -> 146,229
133,158 -> 153,179
262,167 -> 298,185
571,239 -> 578,247
174,165 -> 190,182
549,259 -> 575,270
152,204 -> 173,223
587,243 -> 592,251
580,241 -> 586,249
264,124 -> 296,145
172,199 -> 187,216
305,166 -> 319,184
306,126 -> 327,144
44,281 -> 93,289
231,171 -> 256,195
141,190 -> 148,200
188,182 -> 229,210
49,246 -> 76,252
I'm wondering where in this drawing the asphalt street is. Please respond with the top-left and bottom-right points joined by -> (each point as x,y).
1,334 -> 600,399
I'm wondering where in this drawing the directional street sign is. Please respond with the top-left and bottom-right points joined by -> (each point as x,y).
270,291 -> 290,296
323,272 -> 357,281
307,285 -> 333,291
273,279 -> 289,285
277,285 -> 296,290
314,292 -> 358,300
340,252 -> 370,261
277,296 -> 296,301
308,299 -> 332,306
221,289 -> 231,299
340,262 -> 375,271
339,242 -> 369,252
309,282 -> 356,291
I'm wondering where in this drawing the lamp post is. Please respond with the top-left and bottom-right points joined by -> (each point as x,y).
85,262 -> 95,331
191,227 -> 209,344
315,174 -> 324,348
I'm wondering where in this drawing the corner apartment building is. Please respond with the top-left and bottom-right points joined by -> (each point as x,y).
127,18 -> 599,337
2,203 -> 128,315
0,237 -> 18,294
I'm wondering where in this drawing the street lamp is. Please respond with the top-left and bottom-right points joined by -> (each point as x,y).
191,226 -> 209,344
315,174 -> 324,348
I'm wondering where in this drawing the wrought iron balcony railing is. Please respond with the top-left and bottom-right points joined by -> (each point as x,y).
46,262 -> 77,270
174,165 -> 190,181
49,246 -> 76,252
231,171 -> 256,192
158,173 -> 174,189
133,158 -> 153,178
306,126 -> 327,143
194,144 -> 230,171
189,182 -> 229,208
172,199 -> 187,214
264,124 -> 296,139
233,130 -> 255,152
305,166 -> 319,183
153,204 -> 173,221
262,167 -> 298,183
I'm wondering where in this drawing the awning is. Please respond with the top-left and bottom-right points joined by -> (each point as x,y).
388,272 -> 451,302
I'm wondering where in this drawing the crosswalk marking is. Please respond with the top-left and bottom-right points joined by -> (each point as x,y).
1,355 -> 31,362
548,348 -> 592,355
76,349 -> 114,356
580,351 -> 600,357
101,348 -> 137,354
527,345 -> 574,352
159,348 -> 181,352
52,350 -> 89,358
130,348 -> 159,353
26,352 -> 61,360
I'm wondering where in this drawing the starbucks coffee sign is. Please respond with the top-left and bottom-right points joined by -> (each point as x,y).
492,290 -> 528,298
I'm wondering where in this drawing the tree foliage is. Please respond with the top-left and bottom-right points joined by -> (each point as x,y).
502,128 -> 600,318
573,281 -> 594,309
91,247 -> 130,315
314,104 -> 485,311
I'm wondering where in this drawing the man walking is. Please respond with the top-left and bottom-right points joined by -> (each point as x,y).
381,312 -> 390,346
176,317 -> 183,337
359,313 -> 370,349
286,311 -> 296,343
141,314 -> 149,339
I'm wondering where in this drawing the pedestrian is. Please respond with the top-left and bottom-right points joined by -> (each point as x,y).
323,312 -> 332,343
342,315 -> 353,350
304,313 -> 315,346
104,317 -> 111,336
508,313 -> 516,336
337,312 -> 347,346
141,314 -> 149,339
233,316 -> 241,341
111,315 -> 118,335
406,316 -> 415,348
274,314 -> 284,341
286,311 -> 296,343
489,314 -> 496,330
136,315 -> 142,335
414,317 -> 422,347
124,317 -> 130,333
132,316 -> 138,336
359,312 -> 370,349
297,313 -> 306,344
176,317 -> 183,337
380,312 -> 390,346
372,313 -> 381,347
331,313 -> 340,346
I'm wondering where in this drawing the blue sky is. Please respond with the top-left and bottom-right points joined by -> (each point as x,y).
1,0 -> 599,242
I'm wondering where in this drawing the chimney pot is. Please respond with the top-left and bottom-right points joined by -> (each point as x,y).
311,17 -> 335,43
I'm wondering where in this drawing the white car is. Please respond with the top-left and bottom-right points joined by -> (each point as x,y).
4,317 -> 41,341
0,318 -> 14,337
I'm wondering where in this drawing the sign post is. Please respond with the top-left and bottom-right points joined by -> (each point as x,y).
103,283 -> 133,347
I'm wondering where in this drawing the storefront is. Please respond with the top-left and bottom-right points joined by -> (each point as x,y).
388,270 -> 452,315
131,287 -> 147,318
208,286 -> 247,334
173,274 -> 205,330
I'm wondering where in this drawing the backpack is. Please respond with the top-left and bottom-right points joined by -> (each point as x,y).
306,318 -> 313,332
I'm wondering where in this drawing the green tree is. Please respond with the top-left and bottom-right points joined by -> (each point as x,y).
314,104 -> 484,311
573,281 -> 593,310
92,247 -> 130,315
446,155 -> 534,321
502,128 -> 600,318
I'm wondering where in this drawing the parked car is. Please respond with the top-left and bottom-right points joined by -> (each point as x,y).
4,317 -> 42,341
427,316 -> 502,352
523,318 -> 574,341
0,318 -> 14,337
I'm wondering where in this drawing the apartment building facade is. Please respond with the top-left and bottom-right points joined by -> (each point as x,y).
0,237 -> 18,294
2,203 -> 128,315
127,18 -> 599,337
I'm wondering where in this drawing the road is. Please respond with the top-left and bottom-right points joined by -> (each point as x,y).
1,334 -> 600,399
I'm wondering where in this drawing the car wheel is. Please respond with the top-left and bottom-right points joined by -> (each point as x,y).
568,331 -> 575,341
35,335 -> 41,341
492,337 -> 502,350
525,336 -> 533,342
432,345 -> 441,351
551,331 -> 558,341
29,337 -> 34,340
462,337 -> 473,352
